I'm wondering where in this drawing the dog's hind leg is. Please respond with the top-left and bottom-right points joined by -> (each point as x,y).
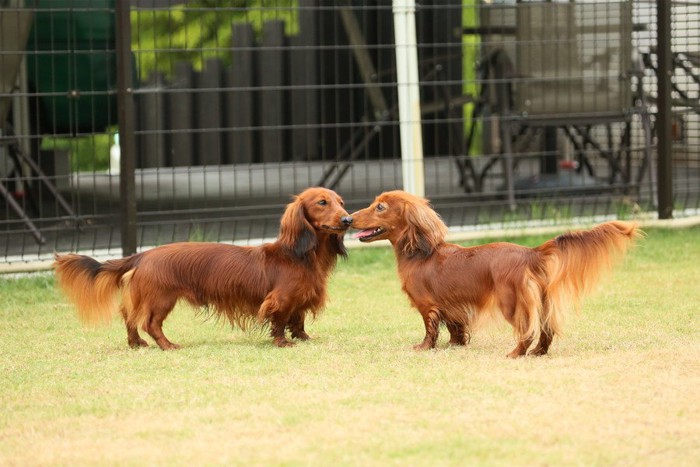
414,307 -> 441,350
287,311 -> 310,341
506,327 -> 534,359
120,305 -> 148,348
499,287 -> 535,358
119,270 -> 148,348
529,292 -> 555,356
529,328 -> 553,356
142,296 -> 179,350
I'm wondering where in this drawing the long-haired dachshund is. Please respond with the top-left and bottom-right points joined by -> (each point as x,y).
54,187 -> 352,349
351,190 -> 641,357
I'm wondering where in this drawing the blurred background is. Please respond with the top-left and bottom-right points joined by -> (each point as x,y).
0,0 -> 697,265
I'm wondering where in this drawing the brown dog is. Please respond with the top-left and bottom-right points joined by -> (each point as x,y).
351,190 -> 640,357
54,187 -> 352,349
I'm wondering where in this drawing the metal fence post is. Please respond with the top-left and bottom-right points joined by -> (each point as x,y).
115,1 -> 137,255
393,0 -> 425,198
656,0 -> 673,219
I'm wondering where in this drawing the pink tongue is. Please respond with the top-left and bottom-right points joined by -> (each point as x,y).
352,229 -> 375,239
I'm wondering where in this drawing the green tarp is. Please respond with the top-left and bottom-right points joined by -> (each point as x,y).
26,0 -> 117,134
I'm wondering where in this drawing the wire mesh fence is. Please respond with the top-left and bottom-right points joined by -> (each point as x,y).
1,0 -> 698,267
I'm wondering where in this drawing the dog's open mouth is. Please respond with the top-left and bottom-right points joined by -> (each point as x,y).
352,227 -> 384,241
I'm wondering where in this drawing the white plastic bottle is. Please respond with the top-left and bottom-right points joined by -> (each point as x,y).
109,132 -> 120,175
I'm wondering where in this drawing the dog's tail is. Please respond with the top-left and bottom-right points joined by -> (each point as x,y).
535,221 -> 641,336
53,253 -> 141,325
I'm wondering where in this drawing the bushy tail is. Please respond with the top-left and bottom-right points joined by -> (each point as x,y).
536,221 -> 642,336
53,253 -> 139,325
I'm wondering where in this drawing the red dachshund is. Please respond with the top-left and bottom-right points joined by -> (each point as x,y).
54,187 -> 352,349
351,190 -> 640,357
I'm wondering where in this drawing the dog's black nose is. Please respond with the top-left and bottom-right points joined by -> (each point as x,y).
341,216 -> 353,226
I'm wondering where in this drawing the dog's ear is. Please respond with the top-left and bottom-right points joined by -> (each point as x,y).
279,196 -> 317,258
399,199 -> 447,258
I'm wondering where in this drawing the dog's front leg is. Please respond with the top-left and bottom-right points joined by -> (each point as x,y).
414,307 -> 441,350
258,293 -> 295,347
287,311 -> 310,340
270,317 -> 295,347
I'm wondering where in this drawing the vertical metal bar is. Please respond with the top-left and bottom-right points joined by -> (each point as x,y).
393,0 -> 425,198
656,0 -> 673,219
115,1 -> 137,255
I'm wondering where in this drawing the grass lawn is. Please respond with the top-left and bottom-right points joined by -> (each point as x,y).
1,226 -> 699,466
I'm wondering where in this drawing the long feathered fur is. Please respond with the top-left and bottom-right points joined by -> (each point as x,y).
54,254 -> 140,325
350,190 -> 641,357
536,221 -> 641,338
54,187 -> 350,349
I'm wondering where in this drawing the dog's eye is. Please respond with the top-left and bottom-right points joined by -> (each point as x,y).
376,204 -> 385,212
318,200 -> 327,206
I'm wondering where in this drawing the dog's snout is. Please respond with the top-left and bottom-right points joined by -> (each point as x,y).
341,215 -> 353,226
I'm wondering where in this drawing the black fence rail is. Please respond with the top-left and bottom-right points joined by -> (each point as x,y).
0,0 -> 698,267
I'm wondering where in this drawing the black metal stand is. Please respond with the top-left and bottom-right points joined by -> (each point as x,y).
0,133 -> 78,244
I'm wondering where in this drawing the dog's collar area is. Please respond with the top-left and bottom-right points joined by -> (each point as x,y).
352,227 -> 384,241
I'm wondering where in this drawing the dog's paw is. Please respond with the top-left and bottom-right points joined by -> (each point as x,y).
128,338 -> 149,349
292,331 -> 311,341
528,347 -> 548,356
274,338 -> 296,348
160,342 -> 181,350
412,342 -> 432,351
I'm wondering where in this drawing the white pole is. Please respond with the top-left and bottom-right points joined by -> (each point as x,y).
393,0 -> 425,197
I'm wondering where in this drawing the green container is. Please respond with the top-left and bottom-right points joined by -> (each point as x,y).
27,0 -> 117,134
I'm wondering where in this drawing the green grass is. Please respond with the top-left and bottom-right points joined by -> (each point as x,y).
1,226 -> 699,465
